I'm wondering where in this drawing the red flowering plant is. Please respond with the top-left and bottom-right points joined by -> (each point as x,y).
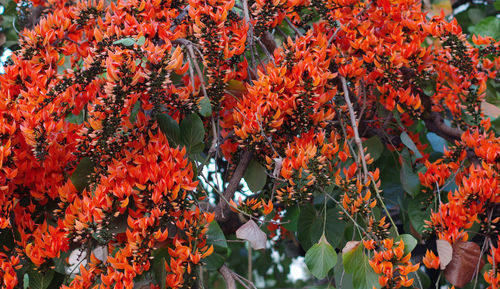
0,0 -> 498,288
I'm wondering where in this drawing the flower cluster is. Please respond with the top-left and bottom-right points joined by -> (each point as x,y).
484,240 -> 500,289
365,239 -> 420,288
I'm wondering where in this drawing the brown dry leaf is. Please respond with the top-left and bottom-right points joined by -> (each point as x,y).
342,241 -> 360,254
236,220 -> 267,250
436,239 -> 453,270
482,101 -> 500,119
444,241 -> 484,288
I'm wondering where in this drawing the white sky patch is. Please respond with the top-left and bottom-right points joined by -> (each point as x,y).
0,49 -> 12,74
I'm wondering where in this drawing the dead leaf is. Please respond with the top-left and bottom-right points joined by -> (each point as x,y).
342,241 -> 360,254
482,101 -> 500,119
436,239 -> 453,270
444,241 -> 484,288
236,220 -> 267,250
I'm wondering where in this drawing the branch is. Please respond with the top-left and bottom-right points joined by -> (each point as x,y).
340,76 -> 398,233
411,81 -> 463,142
214,150 -> 253,222
423,111 -> 462,142
260,31 -> 277,54
219,265 -> 236,289
340,76 -> 369,182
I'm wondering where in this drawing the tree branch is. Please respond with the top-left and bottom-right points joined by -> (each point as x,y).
214,150 -> 253,223
219,265 -> 236,289
423,111 -> 462,142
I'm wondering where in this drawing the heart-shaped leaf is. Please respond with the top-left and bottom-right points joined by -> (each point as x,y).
444,241 -> 484,287
305,235 -> 337,280
436,239 -> 453,270
397,234 -> 418,255
236,220 -> 267,250
343,241 -> 381,289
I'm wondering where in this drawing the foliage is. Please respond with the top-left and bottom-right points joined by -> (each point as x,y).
0,0 -> 498,288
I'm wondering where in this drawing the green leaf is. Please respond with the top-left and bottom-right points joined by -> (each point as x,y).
297,204 -> 346,250
297,204 -> 318,250
199,97 -> 212,117
28,269 -> 54,289
363,136 -> 384,162
305,235 -> 337,280
467,8 -> 486,24
130,101 -> 141,123
282,206 -> 300,232
157,113 -> 181,146
410,269 -> 431,289
492,116 -> 500,134
426,132 -> 447,154
495,0 -> 500,10
407,194 -> 431,234
334,255 -> 354,289
468,16 -> 500,40
53,250 -> 71,274
180,114 -> 205,154
65,110 -> 85,125
400,149 -> 421,197
400,132 -> 422,158
152,248 -> 168,289
397,234 -> 418,255
70,157 -> 94,192
204,221 -> 227,270
23,273 -> 29,289
243,159 -> 267,192
343,243 -> 380,289
136,36 -> 146,46
313,207 -> 346,248
113,37 -> 136,46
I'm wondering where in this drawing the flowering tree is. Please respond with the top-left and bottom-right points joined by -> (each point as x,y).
0,0 -> 498,288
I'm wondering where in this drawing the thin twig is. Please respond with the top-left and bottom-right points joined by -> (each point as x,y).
214,151 -> 253,222
219,265 -> 236,289
340,76 -> 368,182
285,18 -> 303,37
341,76 -> 398,234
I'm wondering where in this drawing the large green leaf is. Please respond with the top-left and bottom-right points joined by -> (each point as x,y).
396,234 -> 418,255
305,235 -> 337,280
129,101 -> 141,123
282,205 -> 300,232
297,204 -> 317,250
492,116 -> 500,134
469,16 -> 500,40
157,113 -> 181,146
343,243 -> 380,289
297,204 -> 346,250
363,135 -> 384,162
400,149 -> 421,197
70,157 -> 94,192
376,150 -> 404,204
426,132 -> 447,154
152,248 -> 168,289
28,269 -> 54,289
113,37 -> 136,46
312,207 -> 346,249
180,113 -> 205,154
199,97 -> 212,117
407,194 -> 431,234
243,159 -> 267,192
335,255 -> 354,289
65,110 -> 85,125
400,132 -> 422,158
204,221 -> 227,270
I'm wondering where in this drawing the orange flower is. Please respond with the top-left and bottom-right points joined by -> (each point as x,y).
423,250 -> 440,269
